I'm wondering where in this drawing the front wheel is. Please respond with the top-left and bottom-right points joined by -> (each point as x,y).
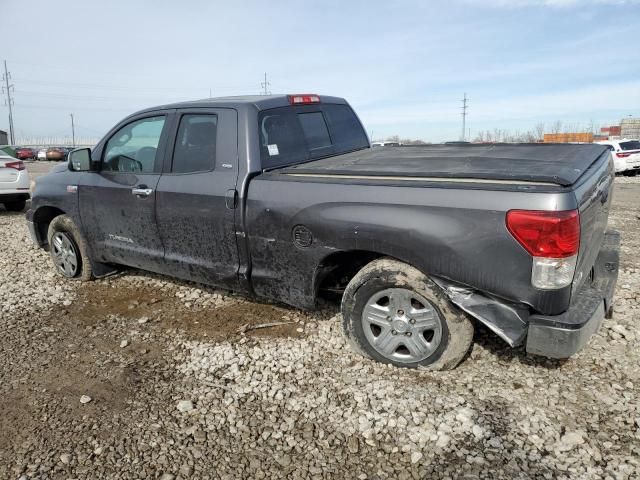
47,215 -> 94,281
341,258 -> 474,370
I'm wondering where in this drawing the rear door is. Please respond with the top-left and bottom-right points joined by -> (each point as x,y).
155,108 -> 240,288
79,112 -> 172,270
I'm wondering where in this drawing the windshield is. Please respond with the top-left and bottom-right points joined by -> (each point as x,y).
259,103 -> 369,169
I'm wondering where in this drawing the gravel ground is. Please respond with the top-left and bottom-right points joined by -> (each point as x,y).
0,170 -> 638,479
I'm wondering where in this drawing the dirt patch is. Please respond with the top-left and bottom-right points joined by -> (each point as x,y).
61,279 -> 306,341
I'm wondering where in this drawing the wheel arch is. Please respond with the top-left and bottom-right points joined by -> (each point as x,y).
313,249 -> 416,303
33,205 -> 66,249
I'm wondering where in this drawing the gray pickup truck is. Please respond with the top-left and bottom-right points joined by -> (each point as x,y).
27,94 -> 619,370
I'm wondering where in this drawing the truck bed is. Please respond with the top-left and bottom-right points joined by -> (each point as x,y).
278,144 -> 609,186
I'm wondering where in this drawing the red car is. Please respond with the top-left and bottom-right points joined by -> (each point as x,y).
15,147 -> 36,160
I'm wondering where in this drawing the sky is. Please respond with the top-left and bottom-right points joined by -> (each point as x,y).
2,0 -> 640,143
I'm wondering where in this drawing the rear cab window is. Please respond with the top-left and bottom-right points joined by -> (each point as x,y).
259,103 -> 368,169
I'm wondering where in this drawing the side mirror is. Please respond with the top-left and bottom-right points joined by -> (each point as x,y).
68,148 -> 92,172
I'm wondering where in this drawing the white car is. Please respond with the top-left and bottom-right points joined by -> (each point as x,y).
597,139 -> 640,176
0,155 -> 31,211
37,149 -> 47,160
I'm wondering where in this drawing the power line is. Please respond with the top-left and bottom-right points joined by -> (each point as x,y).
2,60 -> 16,145
261,72 -> 271,95
460,93 -> 468,142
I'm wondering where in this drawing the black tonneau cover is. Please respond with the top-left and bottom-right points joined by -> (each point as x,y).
279,144 -> 609,186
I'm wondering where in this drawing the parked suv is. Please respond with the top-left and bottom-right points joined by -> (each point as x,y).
597,139 -> 640,176
0,156 -> 31,211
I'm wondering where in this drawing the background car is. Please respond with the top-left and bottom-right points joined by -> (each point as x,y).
0,155 -> 31,211
37,148 -> 47,160
46,147 -> 67,161
15,147 -> 37,160
597,139 -> 640,176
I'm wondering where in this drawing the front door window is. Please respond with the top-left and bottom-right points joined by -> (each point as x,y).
103,116 -> 166,173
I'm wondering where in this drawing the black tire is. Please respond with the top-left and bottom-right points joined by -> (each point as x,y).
47,214 -> 94,281
341,258 -> 474,370
3,200 -> 26,212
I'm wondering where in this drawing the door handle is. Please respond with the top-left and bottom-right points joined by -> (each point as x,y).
132,187 -> 153,197
225,189 -> 238,209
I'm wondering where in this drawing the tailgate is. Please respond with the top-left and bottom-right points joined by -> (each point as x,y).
572,152 -> 614,294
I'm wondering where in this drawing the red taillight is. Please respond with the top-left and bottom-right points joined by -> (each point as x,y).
506,210 -> 580,258
288,94 -> 320,105
5,160 -> 25,171
616,152 -> 631,158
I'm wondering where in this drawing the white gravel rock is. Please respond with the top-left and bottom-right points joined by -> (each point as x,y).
176,400 -> 195,412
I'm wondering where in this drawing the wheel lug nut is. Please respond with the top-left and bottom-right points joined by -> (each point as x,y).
391,330 -> 397,335
409,318 -> 416,324
405,332 -> 412,337
397,310 -> 404,316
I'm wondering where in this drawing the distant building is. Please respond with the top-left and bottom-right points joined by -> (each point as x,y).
543,133 -> 593,143
601,126 -> 621,137
0,129 -> 7,145
620,118 -> 640,139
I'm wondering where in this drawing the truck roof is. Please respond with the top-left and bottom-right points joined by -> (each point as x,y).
132,94 -> 349,116
279,143 -> 610,186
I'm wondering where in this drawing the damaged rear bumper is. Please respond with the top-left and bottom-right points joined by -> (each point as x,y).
434,230 -> 620,359
525,230 -> 619,359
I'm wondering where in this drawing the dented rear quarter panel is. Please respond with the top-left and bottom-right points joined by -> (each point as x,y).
245,174 -> 580,314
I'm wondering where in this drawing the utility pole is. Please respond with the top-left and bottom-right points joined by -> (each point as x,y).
70,113 -> 76,147
2,60 -> 15,145
460,93 -> 468,141
209,88 -> 212,98
261,72 -> 271,95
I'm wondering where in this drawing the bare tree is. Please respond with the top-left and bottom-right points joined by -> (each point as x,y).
550,121 -> 563,135
534,123 -> 545,141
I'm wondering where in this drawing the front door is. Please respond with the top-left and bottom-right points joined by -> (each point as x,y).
155,108 -> 240,288
79,113 -> 171,271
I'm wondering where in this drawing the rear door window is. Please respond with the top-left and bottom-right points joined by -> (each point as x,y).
620,140 -> 640,151
172,114 -> 218,173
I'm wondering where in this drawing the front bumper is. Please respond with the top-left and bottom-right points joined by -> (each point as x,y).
526,230 -> 620,359
25,209 -> 44,247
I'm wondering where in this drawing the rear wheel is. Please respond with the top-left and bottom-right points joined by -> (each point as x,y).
341,258 -> 474,370
47,215 -> 94,281
3,200 -> 26,212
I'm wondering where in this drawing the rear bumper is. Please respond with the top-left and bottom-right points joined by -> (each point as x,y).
526,230 -> 619,359
0,192 -> 30,202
